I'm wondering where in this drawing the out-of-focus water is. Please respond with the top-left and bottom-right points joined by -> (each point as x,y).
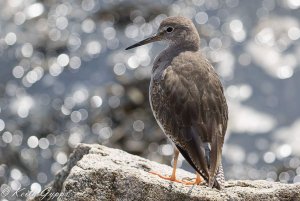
0,0 -> 300,199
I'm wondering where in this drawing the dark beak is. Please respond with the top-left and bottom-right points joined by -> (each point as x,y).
125,33 -> 162,50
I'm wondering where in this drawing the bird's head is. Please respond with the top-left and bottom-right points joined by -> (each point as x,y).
125,16 -> 200,51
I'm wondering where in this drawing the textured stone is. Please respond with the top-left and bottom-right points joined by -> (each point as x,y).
28,144 -> 300,201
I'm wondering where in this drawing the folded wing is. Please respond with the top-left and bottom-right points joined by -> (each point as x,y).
160,55 -> 228,188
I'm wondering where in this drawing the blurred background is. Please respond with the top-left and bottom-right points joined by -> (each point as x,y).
0,0 -> 300,198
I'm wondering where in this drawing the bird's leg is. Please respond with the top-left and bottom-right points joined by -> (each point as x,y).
149,147 -> 183,183
170,147 -> 179,180
182,172 -> 203,185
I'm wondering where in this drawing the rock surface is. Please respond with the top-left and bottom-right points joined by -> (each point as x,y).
29,144 -> 300,201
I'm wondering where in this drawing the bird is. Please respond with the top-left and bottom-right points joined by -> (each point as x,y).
125,16 -> 228,189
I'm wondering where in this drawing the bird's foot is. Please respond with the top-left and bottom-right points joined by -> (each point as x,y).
181,176 -> 203,185
149,171 -> 185,183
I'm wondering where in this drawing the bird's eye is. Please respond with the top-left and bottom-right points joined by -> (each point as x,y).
166,27 -> 174,33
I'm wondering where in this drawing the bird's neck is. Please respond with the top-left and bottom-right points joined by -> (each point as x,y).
169,41 -> 199,52
170,32 -> 200,52
152,32 -> 201,75
152,41 -> 199,75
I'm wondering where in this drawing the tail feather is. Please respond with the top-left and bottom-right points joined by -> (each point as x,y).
216,163 -> 225,189
204,142 -> 224,190
199,161 -> 225,189
208,121 -> 223,188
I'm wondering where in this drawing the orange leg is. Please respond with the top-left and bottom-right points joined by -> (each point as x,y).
149,148 -> 183,183
182,172 -> 203,185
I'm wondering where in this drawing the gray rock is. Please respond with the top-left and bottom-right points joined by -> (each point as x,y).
28,144 -> 300,201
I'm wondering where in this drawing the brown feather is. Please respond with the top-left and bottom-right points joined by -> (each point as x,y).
150,51 -> 228,188
128,16 -> 230,189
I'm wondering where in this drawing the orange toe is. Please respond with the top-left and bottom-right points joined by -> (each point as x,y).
149,171 -> 203,185
182,175 -> 203,185
149,171 -> 183,183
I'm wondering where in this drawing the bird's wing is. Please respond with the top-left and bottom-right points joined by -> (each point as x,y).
160,53 -> 228,188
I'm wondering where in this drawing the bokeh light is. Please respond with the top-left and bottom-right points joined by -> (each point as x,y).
0,0 -> 299,197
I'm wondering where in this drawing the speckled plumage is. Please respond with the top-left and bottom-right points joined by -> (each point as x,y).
126,16 -> 228,189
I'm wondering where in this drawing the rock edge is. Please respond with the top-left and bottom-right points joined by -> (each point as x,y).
28,144 -> 300,201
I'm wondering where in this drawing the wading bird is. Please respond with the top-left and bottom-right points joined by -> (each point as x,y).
126,16 -> 228,189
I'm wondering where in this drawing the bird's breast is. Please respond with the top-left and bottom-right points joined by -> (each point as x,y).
149,77 -> 176,143
149,78 -> 164,131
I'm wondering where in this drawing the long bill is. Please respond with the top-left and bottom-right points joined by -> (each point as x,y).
125,34 -> 162,50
